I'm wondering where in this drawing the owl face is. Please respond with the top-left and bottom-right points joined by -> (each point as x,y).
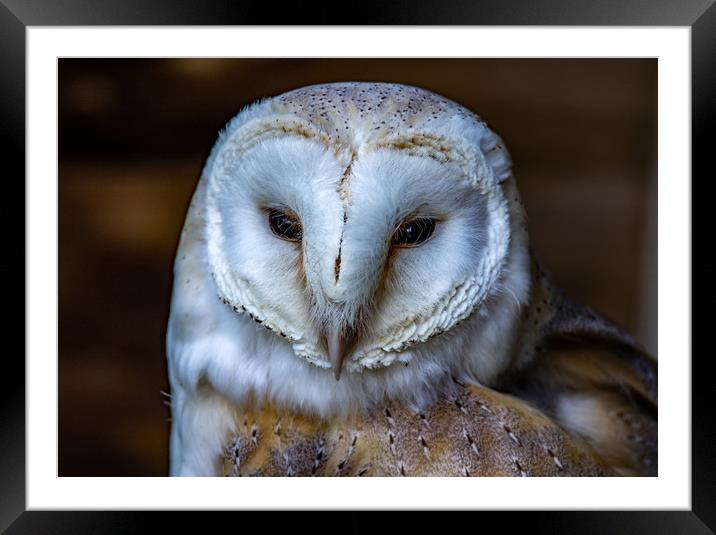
203,83 -> 521,379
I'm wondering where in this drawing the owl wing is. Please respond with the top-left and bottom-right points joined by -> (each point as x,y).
501,302 -> 658,476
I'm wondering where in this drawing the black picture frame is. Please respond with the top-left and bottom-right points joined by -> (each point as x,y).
3,0 -> 713,531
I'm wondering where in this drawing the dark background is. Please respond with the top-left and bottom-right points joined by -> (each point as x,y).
58,58 -> 657,476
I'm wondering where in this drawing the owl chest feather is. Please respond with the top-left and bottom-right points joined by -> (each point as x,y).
222,382 -> 614,477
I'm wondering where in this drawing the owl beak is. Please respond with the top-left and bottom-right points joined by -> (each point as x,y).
325,326 -> 353,381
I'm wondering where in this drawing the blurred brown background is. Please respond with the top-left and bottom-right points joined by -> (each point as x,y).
58,58 -> 657,476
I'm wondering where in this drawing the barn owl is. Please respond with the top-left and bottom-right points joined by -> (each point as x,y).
166,82 -> 656,477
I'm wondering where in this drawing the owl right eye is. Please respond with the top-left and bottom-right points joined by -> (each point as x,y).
267,208 -> 303,242
391,217 -> 436,247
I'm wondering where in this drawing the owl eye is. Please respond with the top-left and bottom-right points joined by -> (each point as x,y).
267,208 -> 303,242
392,217 -> 436,247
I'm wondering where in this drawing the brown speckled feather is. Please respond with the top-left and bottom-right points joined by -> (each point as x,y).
223,380 -> 615,477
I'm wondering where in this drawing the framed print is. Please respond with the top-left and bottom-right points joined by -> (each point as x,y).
2,0 -> 714,531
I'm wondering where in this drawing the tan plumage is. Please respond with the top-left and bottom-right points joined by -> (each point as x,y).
221,263 -> 657,477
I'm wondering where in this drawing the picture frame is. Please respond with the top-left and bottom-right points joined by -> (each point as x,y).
3,0 -> 713,530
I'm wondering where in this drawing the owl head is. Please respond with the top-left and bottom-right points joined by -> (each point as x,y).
168,82 -> 532,415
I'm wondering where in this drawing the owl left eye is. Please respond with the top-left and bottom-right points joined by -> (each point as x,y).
267,208 -> 303,242
392,218 -> 436,247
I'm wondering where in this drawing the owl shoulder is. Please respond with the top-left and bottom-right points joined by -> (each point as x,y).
500,306 -> 658,476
